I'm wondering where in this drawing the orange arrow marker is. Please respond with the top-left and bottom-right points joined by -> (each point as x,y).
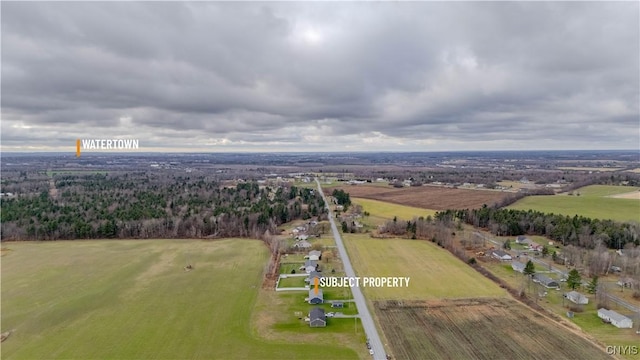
314,277 -> 319,295
76,139 -> 81,157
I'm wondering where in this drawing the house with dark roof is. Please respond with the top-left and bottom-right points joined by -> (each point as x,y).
533,274 -> 559,289
309,307 -> 326,327
492,249 -> 512,261
308,288 -> 324,304
515,235 -> 531,244
511,261 -> 526,273
565,291 -> 589,305
598,308 -> 633,329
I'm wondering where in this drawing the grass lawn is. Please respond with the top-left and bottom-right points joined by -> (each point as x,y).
571,310 -> 640,355
1,239 -> 356,359
252,290 -> 366,359
508,185 -> 640,222
342,234 -> 508,300
353,197 -> 437,225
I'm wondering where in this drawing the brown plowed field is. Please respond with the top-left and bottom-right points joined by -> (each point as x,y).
375,298 -> 609,360
333,185 -> 511,210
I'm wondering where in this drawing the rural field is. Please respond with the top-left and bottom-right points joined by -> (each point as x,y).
333,185 -> 511,210
342,234 -> 507,300
375,298 -> 610,360
1,239 -> 357,359
480,260 -> 640,360
353,197 -> 437,225
508,185 -> 640,222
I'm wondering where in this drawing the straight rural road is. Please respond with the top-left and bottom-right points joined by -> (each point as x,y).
316,178 -> 387,360
474,231 -> 640,314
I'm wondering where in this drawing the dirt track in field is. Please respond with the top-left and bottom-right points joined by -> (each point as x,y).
332,185 -> 512,210
609,191 -> 640,200
375,298 -> 609,360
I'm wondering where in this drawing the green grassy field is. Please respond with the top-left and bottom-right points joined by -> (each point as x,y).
353,197 -> 437,226
508,185 -> 640,222
1,239 -> 356,359
573,185 -> 640,197
342,234 -> 507,300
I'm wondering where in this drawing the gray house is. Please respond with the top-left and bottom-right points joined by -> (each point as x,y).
301,259 -> 318,274
565,291 -> 589,305
305,271 -> 323,285
309,307 -> 326,327
308,288 -> 324,304
533,274 -> 559,289
515,235 -> 531,244
511,261 -> 526,273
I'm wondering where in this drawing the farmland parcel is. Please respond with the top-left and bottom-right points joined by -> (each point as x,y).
508,185 -> 640,222
1,240 -> 356,359
332,185 -> 511,210
375,298 -> 610,360
342,234 -> 507,300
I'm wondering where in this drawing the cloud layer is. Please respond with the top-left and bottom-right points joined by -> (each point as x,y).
2,2 -> 638,152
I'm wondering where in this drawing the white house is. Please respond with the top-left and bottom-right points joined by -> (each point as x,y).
565,291 -> 589,305
598,308 -> 633,329
491,250 -> 512,261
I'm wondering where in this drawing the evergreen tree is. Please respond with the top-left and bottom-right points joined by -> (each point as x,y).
541,245 -> 549,257
567,269 -> 582,290
341,221 -> 348,233
503,240 -> 511,250
523,260 -> 535,276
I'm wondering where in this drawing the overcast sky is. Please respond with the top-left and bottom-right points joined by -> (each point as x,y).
2,2 -> 638,152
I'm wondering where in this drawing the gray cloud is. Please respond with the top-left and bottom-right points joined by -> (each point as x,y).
1,2 -> 638,152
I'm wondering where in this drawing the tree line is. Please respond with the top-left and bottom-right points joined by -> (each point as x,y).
434,207 -> 639,250
1,173 -> 326,241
